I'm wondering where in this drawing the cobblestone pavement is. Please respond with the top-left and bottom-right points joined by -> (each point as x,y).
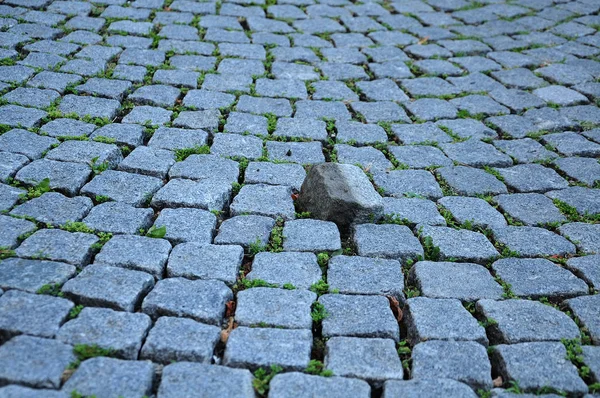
0,0 -> 600,396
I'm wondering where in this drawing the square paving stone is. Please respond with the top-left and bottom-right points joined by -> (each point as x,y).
492,258 -> 588,299
273,118 -> 327,142
230,184 -> 295,220
75,78 -> 132,101
266,141 -> 325,165
435,119 -> 497,141
545,187 -> 600,217
0,258 -> 75,293
45,140 -> 122,169
373,170 -> 443,200
62,357 -> 155,398
418,225 -> 499,263
150,178 -> 231,212
0,215 -> 35,249
118,146 -> 175,179
27,71 -> 82,94
141,277 -> 232,325
158,362 -> 254,398
0,183 -> 24,211
169,154 -> 239,185
183,89 -> 235,110
16,229 -> 98,267
0,385 -> 68,397
167,243 -> 243,286
210,133 -> 263,160
40,118 -> 96,139
352,223 -> 423,262
10,192 -> 92,227
554,157 -> 600,187
82,202 -> 154,235
533,85 -> 589,107
236,95 -> 292,117
152,208 -> 216,244
449,95 -> 509,117
325,337 -> 403,387
409,261 -> 504,302
2,87 -> 60,109
319,294 -> 399,341
0,335 -> 75,389
388,121 -> 453,145
388,145 -> 452,169
171,110 -> 220,131
566,295 -> 600,345
566,255 -> 600,291
437,166 -> 508,196
312,81 -> 359,102
0,290 -> 73,342
140,316 -> 220,364
382,379 -> 478,398
122,106 -> 173,126
223,327 -> 312,371
477,299 -> 580,345
327,255 -> 403,300
282,219 -> 341,253
0,129 -> 57,160
406,98 -> 457,122
95,235 -> 171,279
224,112 -> 267,136
247,252 -> 322,290
91,124 -> 145,148
485,115 -> 541,139
153,69 -> 199,89
294,100 -> 351,121
57,307 -> 152,360
235,287 -> 316,329
215,215 -> 274,249
440,140 -> 512,168
491,226 -> 576,257
148,127 -> 208,151
335,121 -> 387,145
0,105 -> 46,129
129,84 -> 181,107
559,222 -> 600,254
81,170 -> 163,207
62,264 -> 154,312
493,138 -> 558,164
541,132 -> 600,157
582,345 -> 600,384
270,372 -> 371,398
0,153 -> 29,184
412,340 -> 492,390
492,342 -> 588,395
438,196 -> 507,229
382,197 -> 446,227
58,95 -> 120,119
405,297 -> 487,346
350,101 -> 410,123
243,162 -> 306,191
495,193 -> 566,226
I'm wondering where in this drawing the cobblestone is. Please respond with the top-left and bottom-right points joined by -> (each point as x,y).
2,0 -> 600,394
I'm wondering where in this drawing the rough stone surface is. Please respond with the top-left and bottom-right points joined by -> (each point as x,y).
158,362 -> 255,398
223,327 -> 312,371
57,307 -> 152,359
325,337 -> 403,387
411,340 -> 492,390
62,357 -> 155,398
409,261 -> 504,302
297,163 -> 383,233
319,294 -> 400,341
405,297 -> 488,346
492,342 -> 588,395
140,316 -> 221,364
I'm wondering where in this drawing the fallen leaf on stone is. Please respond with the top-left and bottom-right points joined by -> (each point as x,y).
493,376 -> 503,387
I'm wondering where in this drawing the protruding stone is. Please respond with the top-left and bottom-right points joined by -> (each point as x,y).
297,163 -> 383,234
